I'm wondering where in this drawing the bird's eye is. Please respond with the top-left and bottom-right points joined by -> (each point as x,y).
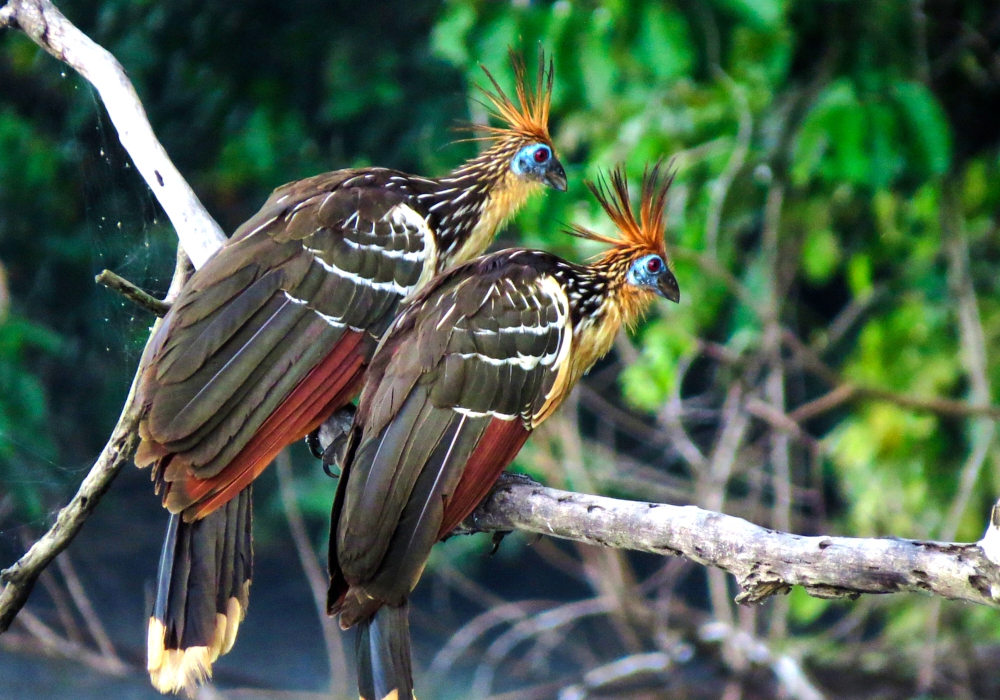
533,146 -> 550,163
646,256 -> 663,274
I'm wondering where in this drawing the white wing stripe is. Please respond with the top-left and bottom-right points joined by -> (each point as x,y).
312,239 -> 427,262
310,256 -> 410,295
283,291 -> 361,331
454,350 -> 561,370
472,323 -> 559,337
453,406 -> 517,420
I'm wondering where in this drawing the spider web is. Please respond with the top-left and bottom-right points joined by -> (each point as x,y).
0,80 -> 177,548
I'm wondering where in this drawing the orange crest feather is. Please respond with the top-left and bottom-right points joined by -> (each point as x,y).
570,161 -> 674,260
473,48 -> 554,145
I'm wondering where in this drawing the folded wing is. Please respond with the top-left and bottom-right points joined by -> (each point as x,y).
136,170 -> 437,519
329,251 -> 572,623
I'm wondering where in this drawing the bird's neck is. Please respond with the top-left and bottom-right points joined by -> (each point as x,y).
425,142 -> 541,269
563,258 -> 655,387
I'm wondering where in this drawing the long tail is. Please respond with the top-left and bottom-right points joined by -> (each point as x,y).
356,602 -> 414,700
147,485 -> 253,695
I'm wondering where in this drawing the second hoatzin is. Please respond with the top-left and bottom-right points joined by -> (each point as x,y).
134,53 -> 565,694
328,163 -> 680,700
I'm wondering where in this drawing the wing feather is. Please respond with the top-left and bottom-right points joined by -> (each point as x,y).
330,251 -> 572,617
137,171 -> 436,519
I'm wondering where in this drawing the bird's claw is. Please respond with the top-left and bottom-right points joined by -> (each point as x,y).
493,470 -> 542,489
305,404 -> 357,478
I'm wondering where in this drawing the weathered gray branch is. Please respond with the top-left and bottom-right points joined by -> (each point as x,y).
463,480 -> 1000,609
0,0 -> 226,267
95,269 -> 171,317
0,0 -> 223,632
0,251 -> 189,633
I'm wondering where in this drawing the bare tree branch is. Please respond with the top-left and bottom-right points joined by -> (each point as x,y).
463,481 -> 1000,609
0,259 -> 9,321
0,250 -> 189,632
95,269 -> 171,317
8,608 -> 127,676
918,179 -> 998,691
0,0 -> 224,633
0,0 -> 226,267
274,450 -> 351,699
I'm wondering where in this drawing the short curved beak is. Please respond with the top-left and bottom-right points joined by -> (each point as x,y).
544,160 -> 568,192
656,270 -> 680,303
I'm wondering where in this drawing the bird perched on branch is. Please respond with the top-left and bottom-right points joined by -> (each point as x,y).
133,52 -> 566,695
328,163 -> 679,700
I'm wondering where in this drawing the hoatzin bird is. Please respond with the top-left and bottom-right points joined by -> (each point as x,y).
133,53 -> 565,694
328,163 -> 680,700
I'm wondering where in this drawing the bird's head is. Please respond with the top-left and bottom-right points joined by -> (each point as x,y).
571,162 -> 680,323
472,50 -> 566,192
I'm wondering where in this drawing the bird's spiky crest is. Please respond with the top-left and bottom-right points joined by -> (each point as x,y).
471,48 -> 554,145
570,161 -> 673,259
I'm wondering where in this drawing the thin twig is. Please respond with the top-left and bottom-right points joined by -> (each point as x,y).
705,71 -> 752,257
428,600 -> 553,690
918,181 -> 997,692
0,259 -> 9,321
274,450 -> 350,699
471,597 -> 618,697
13,608 -> 127,675
36,566 -> 83,645
55,552 -> 118,660
95,269 -> 171,317
658,354 -> 708,470
784,330 -> 1000,421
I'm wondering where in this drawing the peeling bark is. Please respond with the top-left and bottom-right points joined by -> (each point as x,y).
462,480 -> 1000,609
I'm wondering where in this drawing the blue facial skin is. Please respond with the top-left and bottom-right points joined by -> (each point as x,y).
511,143 -> 568,191
628,254 -> 680,303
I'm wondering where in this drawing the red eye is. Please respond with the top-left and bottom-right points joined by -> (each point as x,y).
533,147 -> 550,163
646,256 -> 663,273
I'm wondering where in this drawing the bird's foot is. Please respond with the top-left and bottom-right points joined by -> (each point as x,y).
305,404 -> 357,477
493,470 -> 542,489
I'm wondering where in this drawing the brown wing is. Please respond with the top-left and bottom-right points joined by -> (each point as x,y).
136,169 -> 438,519
328,251 -> 572,624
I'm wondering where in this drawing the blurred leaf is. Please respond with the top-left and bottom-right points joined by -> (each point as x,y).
431,1 -> 477,66
892,79 -> 952,177
802,226 -> 841,284
792,80 -> 868,187
788,586 -> 831,627
635,4 -> 694,82
711,0 -> 787,29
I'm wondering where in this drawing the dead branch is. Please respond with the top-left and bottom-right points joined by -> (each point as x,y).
9,608 -> 127,675
0,259 -> 9,321
463,481 -> 1000,610
95,269 -> 171,317
0,251 -> 189,633
0,391 -> 140,632
0,0 -> 224,634
0,0 -> 225,267
274,450 -> 350,698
